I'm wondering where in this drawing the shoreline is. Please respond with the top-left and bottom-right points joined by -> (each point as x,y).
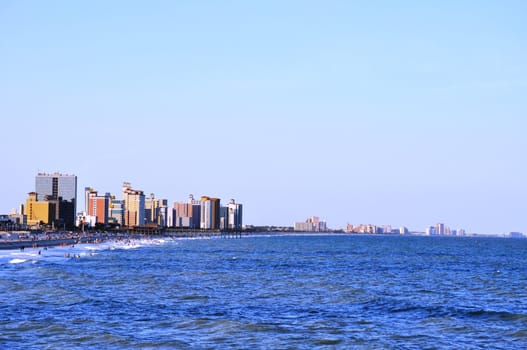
1,230 -> 516,251
0,230 -> 246,251
0,232 -> 154,251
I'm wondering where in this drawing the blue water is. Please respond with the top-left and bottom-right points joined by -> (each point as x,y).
1,235 -> 526,349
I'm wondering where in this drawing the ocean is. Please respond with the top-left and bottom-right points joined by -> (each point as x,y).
1,235 -> 526,349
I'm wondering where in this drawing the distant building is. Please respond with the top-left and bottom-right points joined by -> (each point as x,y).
227,199 -> 243,230
145,193 -> 168,226
200,196 -> 220,230
35,172 -> 77,229
294,216 -> 327,232
0,215 -> 18,230
294,221 -> 314,232
400,226 -> 408,235
156,205 -> 169,227
7,207 -> 26,228
173,200 -> 191,228
24,192 -> 56,227
381,225 -> 393,234
109,198 -> 124,226
220,206 -> 228,230
359,224 -> 377,234
173,194 -> 200,228
76,211 -> 96,229
122,182 -> 145,227
436,223 -> 445,236
85,187 -> 111,227
166,207 -> 174,227
144,194 -> 156,224
189,195 -> 201,229
425,226 -> 435,236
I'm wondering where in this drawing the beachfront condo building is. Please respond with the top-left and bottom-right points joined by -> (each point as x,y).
25,192 -> 56,227
109,198 -> 124,226
227,199 -> 243,230
35,172 -> 77,229
85,187 -> 111,227
294,216 -> 327,232
122,182 -> 145,227
200,196 -> 220,230
173,194 -> 201,229
144,194 -> 168,226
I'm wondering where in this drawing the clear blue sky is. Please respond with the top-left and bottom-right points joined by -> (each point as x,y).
1,1 -> 526,234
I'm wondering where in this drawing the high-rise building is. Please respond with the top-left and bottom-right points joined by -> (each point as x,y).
294,216 -> 327,232
227,199 -> 243,230
122,182 -> 145,227
189,195 -> 201,229
145,193 -> 156,224
174,199 -> 192,228
109,198 -> 124,226
200,196 -> 220,230
381,225 -> 393,234
425,226 -> 436,235
173,195 -> 202,228
166,207 -> 175,228
436,223 -> 445,236
220,206 -> 228,230
85,187 -> 111,227
294,221 -> 314,232
35,172 -> 77,229
145,194 -> 168,226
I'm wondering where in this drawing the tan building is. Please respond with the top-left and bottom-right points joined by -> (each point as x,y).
122,182 -> 145,227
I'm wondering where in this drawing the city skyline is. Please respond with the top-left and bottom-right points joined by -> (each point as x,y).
1,1 -> 526,234
1,171 -> 509,236
7,172 -> 244,231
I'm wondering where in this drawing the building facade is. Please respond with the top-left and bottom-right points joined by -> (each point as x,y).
85,187 -> 111,227
25,192 -> 56,227
200,196 -> 220,230
227,199 -> 243,230
122,182 -> 145,227
35,172 -> 77,229
109,198 -> 124,226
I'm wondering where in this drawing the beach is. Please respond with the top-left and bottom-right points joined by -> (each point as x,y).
0,231 -> 151,251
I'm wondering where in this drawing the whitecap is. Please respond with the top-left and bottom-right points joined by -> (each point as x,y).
9,258 -> 27,264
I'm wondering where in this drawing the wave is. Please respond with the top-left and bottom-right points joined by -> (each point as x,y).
464,309 -> 527,322
9,258 -> 28,264
362,296 -> 527,323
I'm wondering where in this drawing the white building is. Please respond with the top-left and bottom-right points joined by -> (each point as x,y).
227,199 -> 243,230
425,226 -> 435,236
294,221 -> 314,232
75,211 -> 97,229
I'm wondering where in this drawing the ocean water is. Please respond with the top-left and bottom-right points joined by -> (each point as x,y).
1,235 -> 526,349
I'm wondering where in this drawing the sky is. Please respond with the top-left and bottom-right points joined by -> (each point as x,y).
1,0 -> 526,234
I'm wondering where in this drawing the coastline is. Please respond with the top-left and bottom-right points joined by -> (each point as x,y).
0,232 -> 150,251
0,230 -> 245,251
2,230 -> 516,251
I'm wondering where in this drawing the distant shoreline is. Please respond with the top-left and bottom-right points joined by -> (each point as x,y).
1,230 -> 520,251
